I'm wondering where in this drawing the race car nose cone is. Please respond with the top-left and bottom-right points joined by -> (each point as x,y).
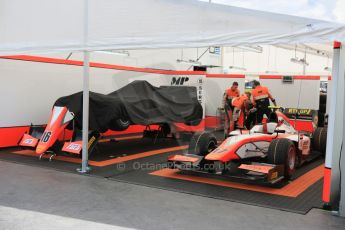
35,106 -> 74,155
36,143 -> 47,154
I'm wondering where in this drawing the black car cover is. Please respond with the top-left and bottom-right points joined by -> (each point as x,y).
54,80 -> 203,132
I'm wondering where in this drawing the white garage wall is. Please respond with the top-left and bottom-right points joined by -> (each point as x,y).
0,59 -> 82,127
223,45 -> 332,76
0,57 -> 210,127
0,48 -> 222,127
260,77 -> 320,110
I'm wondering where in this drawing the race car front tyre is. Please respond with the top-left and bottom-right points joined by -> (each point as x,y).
111,118 -> 130,131
188,131 -> 217,156
267,138 -> 296,179
313,127 -> 327,154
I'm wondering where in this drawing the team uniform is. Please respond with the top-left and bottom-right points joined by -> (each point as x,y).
242,97 -> 256,129
225,88 -> 240,111
223,87 -> 240,135
251,85 -> 275,123
231,94 -> 249,128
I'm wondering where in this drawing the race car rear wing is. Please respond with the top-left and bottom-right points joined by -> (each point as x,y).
282,108 -> 318,133
283,108 -> 317,121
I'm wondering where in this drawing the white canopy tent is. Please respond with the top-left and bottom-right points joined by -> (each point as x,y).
1,0 -> 345,216
1,0 -> 345,54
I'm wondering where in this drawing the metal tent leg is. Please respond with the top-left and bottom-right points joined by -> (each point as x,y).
77,50 -> 91,174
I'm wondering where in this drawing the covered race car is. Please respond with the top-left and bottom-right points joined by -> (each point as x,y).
19,80 -> 203,157
168,109 -> 327,184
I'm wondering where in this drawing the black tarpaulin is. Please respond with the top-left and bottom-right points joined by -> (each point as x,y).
54,81 -> 203,132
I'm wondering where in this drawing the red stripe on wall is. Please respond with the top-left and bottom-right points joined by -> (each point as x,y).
259,75 -> 282,79
174,120 -> 205,132
0,126 -> 29,148
205,116 -> 219,128
293,76 -> 320,80
0,55 -> 206,75
206,74 -> 245,79
322,167 -> 332,203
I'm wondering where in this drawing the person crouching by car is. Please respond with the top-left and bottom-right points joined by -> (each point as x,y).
231,93 -> 251,129
251,80 -> 276,123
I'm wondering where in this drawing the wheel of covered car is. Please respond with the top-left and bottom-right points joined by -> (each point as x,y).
188,131 -> 217,156
313,127 -> 327,154
267,138 -> 296,179
111,118 -> 130,131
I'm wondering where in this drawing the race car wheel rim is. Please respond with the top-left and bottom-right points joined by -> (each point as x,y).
207,141 -> 217,153
119,119 -> 130,125
287,146 -> 296,171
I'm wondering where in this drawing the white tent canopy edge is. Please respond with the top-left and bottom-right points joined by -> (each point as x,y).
1,0 -> 345,55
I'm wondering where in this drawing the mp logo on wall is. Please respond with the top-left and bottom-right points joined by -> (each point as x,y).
171,77 -> 189,85
171,76 -> 205,117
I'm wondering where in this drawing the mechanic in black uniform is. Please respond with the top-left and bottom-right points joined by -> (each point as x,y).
251,80 -> 277,124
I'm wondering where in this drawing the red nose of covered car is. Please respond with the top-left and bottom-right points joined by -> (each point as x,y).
36,106 -> 74,154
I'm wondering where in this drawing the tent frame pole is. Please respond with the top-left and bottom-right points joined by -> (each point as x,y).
77,0 -> 90,173
77,51 -> 90,173
324,42 -> 345,215
339,43 -> 345,217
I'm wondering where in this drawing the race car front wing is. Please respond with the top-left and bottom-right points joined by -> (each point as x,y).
168,154 -> 285,185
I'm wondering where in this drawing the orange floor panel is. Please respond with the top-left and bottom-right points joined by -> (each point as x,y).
11,145 -> 187,167
98,135 -> 143,142
150,165 -> 324,197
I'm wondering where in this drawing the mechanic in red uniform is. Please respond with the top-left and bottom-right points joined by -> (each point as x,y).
231,92 -> 251,129
251,80 -> 277,123
222,82 -> 241,133
223,82 -> 240,111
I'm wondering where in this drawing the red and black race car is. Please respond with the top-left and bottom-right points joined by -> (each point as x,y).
168,109 -> 327,184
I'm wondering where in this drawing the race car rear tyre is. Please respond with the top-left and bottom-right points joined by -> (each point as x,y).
267,138 -> 296,179
313,127 -> 327,154
111,118 -> 130,131
188,131 -> 217,156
